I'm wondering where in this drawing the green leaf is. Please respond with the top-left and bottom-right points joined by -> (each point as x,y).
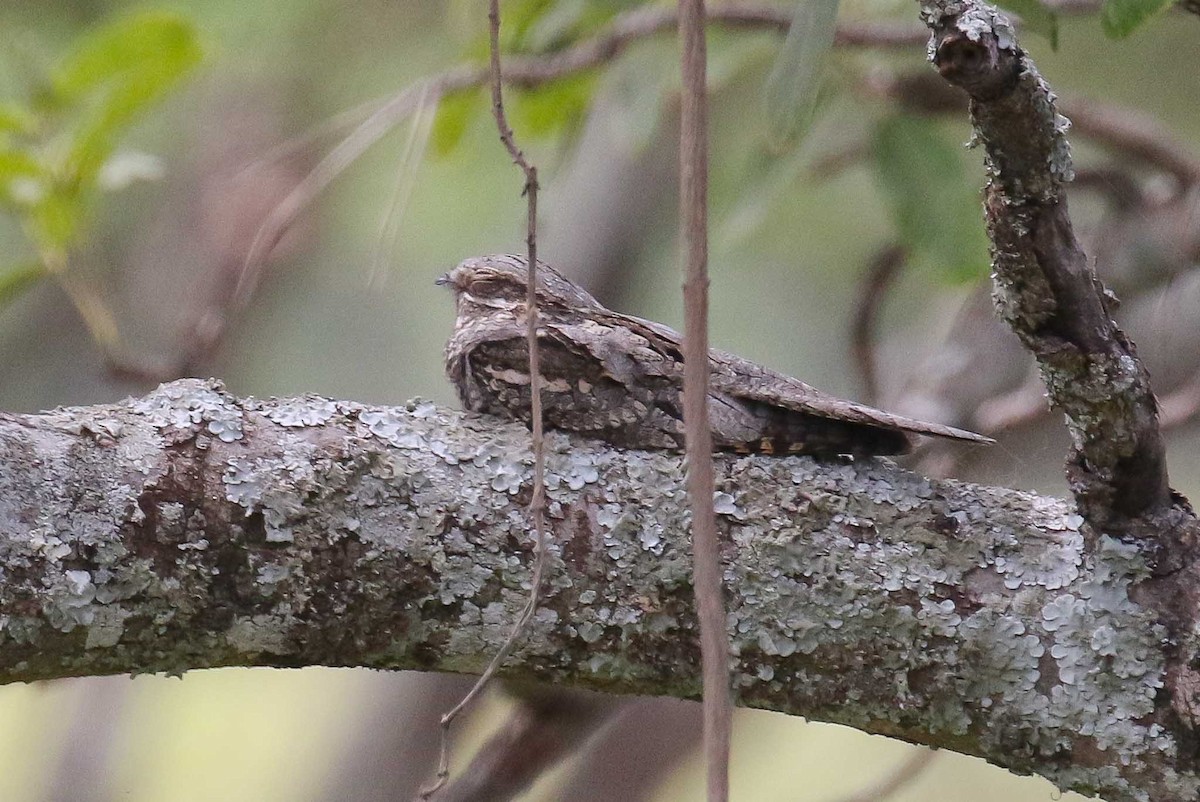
0,103 -> 37,136
525,0 -> 636,51
501,0 -> 556,51
510,72 -> 597,139
0,148 -> 43,181
51,11 -> 202,100
0,261 -> 47,310
525,0 -> 588,51
871,115 -> 989,283
762,0 -> 841,148
1100,0 -> 1173,37
52,11 -> 203,184
0,148 -> 45,208
431,89 -> 482,158
28,191 -> 83,251
995,0 -> 1059,48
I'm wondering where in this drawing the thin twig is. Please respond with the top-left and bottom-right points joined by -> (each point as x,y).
1159,369 -> 1200,429
832,749 -> 938,802
850,244 -> 908,405
1064,97 -> 1200,188
494,4 -> 923,88
417,2 -> 547,798
433,689 -> 617,802
678,2 -> 731,801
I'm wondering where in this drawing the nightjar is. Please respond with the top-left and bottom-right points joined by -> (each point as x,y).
439,254 -> 991,457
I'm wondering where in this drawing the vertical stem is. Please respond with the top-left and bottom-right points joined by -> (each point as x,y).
678,2 -> 732,800
485,6 -> 546,636
417,2 -> 547,797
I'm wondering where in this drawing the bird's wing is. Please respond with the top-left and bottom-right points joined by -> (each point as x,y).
593,310 -> 991,445
709,347 -> 992,444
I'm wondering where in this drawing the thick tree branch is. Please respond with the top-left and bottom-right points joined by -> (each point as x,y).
1,380 -> 1198,801
918,0 -> 1176,535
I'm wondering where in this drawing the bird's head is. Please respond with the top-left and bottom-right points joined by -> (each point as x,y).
436,254 -> 602,314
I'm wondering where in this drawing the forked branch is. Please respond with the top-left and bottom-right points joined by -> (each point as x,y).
918,0 -> 1177,536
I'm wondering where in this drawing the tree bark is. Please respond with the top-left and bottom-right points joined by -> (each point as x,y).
0,378 -> 1197,800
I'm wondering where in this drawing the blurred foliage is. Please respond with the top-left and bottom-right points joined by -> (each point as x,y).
511,72 -> 598,139
871,114 -> 990,283
995,0 -> 1060,47
0,10 -> 201,342
431,87 -> 484,158
0,261 -> 45,307
496,0 -> 638,53
762,0 -> 840,147
1100,0 -> 1176,36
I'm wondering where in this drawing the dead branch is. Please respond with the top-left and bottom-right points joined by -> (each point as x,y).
851,244 -> 909,406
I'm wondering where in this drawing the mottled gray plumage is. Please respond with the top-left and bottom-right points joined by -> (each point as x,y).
439,254 -> 991,457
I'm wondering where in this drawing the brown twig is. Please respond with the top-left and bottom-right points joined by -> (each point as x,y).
678,2 -> 731,801
432,688 -> 616,802
555,698 -> 702,800
808,141 -> 870,181
972,376 -> 1048,433
495,5 -> 924,88
418,2 -> 547,798
1069,166 -> 1146,210
851,244 -> 909,405
831,749 -> 939,802
921,0 -> 1174,533
1159,369 -> 1200,429
319,673 -> 476,801
1064,97 -> 1200,188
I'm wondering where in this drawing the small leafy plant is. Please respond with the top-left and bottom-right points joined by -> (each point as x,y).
0,10 -> 201,352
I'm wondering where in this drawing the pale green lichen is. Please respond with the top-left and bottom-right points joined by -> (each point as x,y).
265,397 -> 338,428
132,380 -> 244,442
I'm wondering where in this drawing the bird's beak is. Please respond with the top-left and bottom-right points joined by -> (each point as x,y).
435,272 -> 451,287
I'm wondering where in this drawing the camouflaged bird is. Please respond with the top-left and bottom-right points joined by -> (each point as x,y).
439,254 -> 991,457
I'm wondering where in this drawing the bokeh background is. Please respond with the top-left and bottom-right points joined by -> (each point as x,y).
1,1 -> 1198,800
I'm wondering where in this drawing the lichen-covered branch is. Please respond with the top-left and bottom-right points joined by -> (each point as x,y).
0,380 -> 1197,800
917,0 -> 1177,536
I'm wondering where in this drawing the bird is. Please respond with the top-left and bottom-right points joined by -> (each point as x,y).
438,254 -> 991,458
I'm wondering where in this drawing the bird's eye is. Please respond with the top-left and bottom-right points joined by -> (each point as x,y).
468,277 -> 500,295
